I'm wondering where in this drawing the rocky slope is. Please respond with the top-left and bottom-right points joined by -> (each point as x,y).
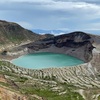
0,20 -> 45,52
0,73 -> 44,100
0,86 -> 27,100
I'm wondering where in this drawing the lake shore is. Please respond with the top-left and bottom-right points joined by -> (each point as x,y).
0,54 -> 21,61
10,52 -> 84,69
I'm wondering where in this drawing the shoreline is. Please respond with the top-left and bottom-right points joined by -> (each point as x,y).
7,52 -> 85,70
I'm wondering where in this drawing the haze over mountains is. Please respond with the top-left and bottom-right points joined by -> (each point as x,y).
32,29 -> 100,36
32,29 -> 67,35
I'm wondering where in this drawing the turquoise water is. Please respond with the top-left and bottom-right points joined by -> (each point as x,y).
12,52 -> 84,69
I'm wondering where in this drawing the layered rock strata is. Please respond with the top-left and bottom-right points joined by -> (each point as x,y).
7,32 -> 94,62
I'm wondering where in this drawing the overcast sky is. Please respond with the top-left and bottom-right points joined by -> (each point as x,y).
0,0 -> 100,34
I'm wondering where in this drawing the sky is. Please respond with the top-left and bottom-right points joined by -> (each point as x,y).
0,0 -> 100,35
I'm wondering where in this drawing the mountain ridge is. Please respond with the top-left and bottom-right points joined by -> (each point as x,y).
0,20 -> 42,44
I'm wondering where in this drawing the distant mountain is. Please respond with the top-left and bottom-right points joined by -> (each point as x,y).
32,29 -> 67,35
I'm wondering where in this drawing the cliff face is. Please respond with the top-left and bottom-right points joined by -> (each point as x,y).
16,31 -> 94,62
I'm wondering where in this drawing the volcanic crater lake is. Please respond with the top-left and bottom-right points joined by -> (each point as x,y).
12,52 -> 84,69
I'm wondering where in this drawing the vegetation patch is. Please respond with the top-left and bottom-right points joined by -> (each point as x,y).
15,76 -> 28,83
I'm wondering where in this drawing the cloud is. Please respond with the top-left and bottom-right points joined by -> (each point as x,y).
82,22 -> 100,31
0,0 -> 53,4
17,21 -> 34,29
54,0 -> 100,4
0,0 -> 100,35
